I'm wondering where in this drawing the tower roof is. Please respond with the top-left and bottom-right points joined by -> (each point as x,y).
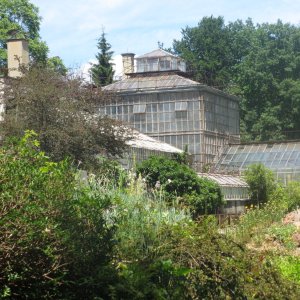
136,49 -> 178,59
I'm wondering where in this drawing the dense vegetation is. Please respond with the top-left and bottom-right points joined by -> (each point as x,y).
1,67 -> 130,168
173,16 -> 300,141
0,132 -> 116,299
1,133 -> 300,299
137,155 -> 224,217
244,163 -> 277,207
1,2 -> 300,298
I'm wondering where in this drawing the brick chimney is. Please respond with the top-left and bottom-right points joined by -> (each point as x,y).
7,38 -> 29,78
121,53 -> 135,79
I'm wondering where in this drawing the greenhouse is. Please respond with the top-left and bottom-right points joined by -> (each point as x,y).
120,130 -> 183,169
102,49 -> 240,171
214,141 -> 300,185
198,173 -> 250,214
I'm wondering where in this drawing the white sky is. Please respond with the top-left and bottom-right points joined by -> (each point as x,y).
30,0 -> 300,78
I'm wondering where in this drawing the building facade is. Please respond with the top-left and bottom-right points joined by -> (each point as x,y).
102,49 -> 240,171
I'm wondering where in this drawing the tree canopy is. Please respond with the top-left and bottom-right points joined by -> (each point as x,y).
46,56 -> 68,75
173,17 -> 300,141
90,30 -> 115,86
0,0 -> 49,67
243,163 -> 277,206
1,67 -> 130,168
173,16 -> 234,89
0,0 -> 67,75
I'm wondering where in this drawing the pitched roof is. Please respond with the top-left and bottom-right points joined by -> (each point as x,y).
215,141 -> 300,173
103,73 -> 200,92
198,173 -> 248,188
127,131 -> 183,153
136,49 -> 178,59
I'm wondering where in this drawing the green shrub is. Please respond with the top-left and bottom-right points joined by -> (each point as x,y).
143,217 -> 300,300
136,155 -> 224,216
275,256 -> 300,284
267,224 -> 297,250
235,181 -> 300,243
102,173 -> 191,299
0,131 -> 116,299
285,181 -> 300,211
2,133 -> 298,299
244,163 -> 277,207
104,175 -> 300,299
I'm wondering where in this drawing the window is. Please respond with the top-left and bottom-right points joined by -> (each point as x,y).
175,101 -> 188,119
175,111 -> 187,119
133,104 -> 146,114
175,101 -> 188,111
159,59 -> 171,70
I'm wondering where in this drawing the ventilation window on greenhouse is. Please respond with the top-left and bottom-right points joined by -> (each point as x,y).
175,102 -> 188,119
133,104 -> 146,114
175,101 -> 188,111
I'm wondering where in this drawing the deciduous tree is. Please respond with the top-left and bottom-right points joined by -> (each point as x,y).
1,67 -> 131,168
0,0 -> 49,68
173,17 -> 300,141
173,16 -> 234,89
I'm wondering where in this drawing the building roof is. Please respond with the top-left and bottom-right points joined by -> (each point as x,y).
215,141 -> 300,173
127,131 -> 183,153
136,49 -> 178,59
103,73 -> 200,92
198,173 -> 248,188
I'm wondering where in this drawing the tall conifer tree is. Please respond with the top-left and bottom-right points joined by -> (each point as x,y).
90,30 -> 115,86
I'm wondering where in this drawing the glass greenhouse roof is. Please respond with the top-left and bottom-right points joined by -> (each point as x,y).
126,130 -> 183,153
198,173 -> 248,188
214,141 -> 300,183
103,73 -> 200,92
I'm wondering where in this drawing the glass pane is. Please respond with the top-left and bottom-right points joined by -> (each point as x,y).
175,101 -> 188,111
133,104 -> 146,114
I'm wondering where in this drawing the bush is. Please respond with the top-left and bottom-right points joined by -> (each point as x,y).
275,256 -> 300,284
244,163 -> 277,206
136,156 -> 224,216
106,176 -> 191,299
107,169 -> 300,299
165,219 -> 300,299
2,133 -> 298,299
285,181 -> 300,211
0,131 -> 116,299
235,181 -> 300,244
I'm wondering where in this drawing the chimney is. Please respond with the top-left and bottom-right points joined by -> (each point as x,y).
7,38 -> 29,78
121,53 -> 135,79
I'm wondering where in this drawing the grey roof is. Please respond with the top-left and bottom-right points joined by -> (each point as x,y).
198,173 -> 248,188
215,141 -> 300,173
103,73 -> 200,92
127,131 -> 183,153
136,49 -> 178,59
